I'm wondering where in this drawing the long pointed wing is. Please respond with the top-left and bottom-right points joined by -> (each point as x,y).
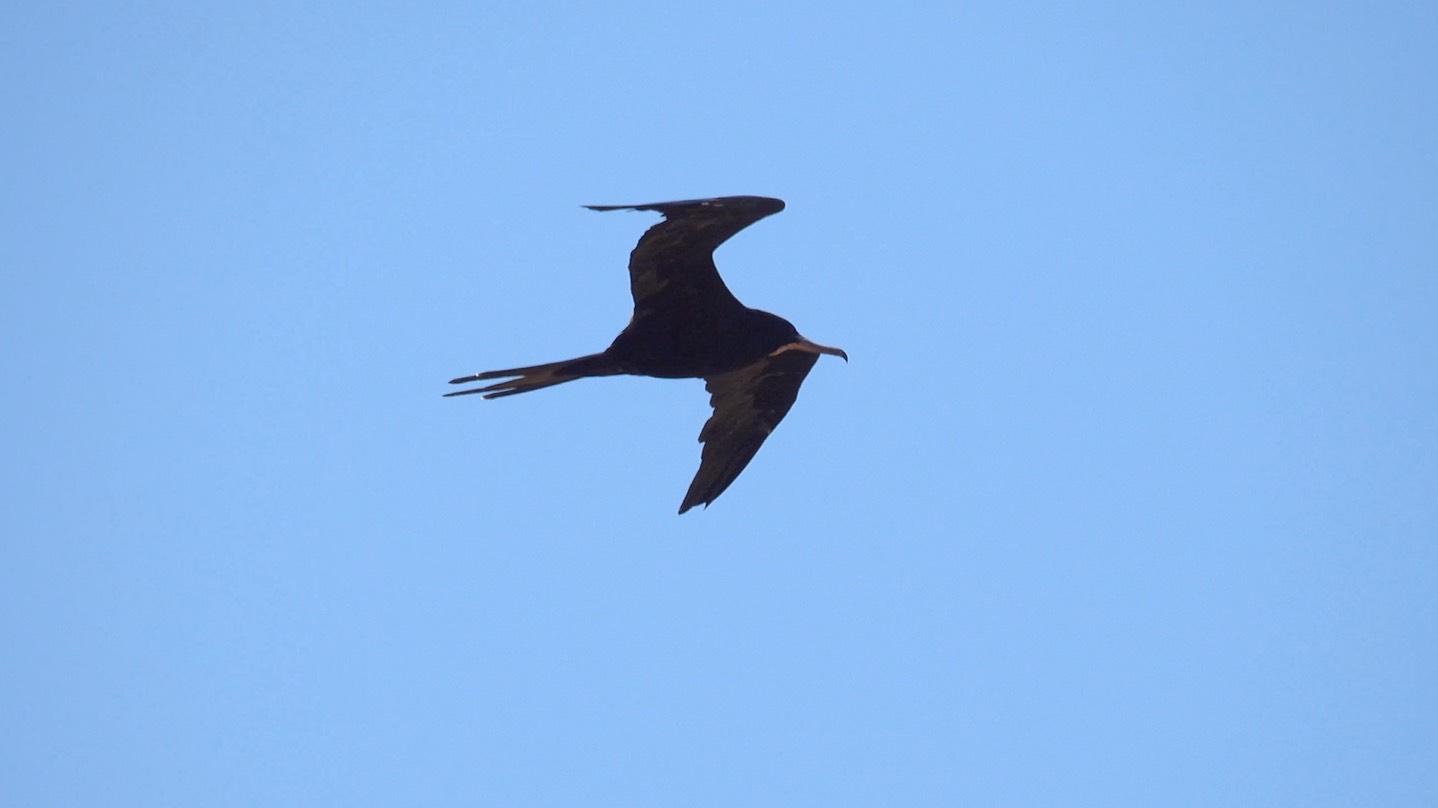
678,348 -> 820,514
585,196 -> 785,319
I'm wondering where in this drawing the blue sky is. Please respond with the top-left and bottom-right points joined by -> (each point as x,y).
3,2 -> 1435,806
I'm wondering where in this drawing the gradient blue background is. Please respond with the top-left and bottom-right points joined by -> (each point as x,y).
4,3 -> 1435,806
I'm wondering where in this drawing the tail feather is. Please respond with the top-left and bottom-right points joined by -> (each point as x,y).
445,352 -> 617,399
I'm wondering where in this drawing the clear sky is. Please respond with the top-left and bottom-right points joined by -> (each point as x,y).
3,2 -> 1435,806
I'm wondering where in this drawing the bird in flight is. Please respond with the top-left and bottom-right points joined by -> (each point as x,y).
447,195 -> 846,513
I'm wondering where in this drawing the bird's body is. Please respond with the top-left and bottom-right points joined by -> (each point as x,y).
447,196 -> 845,513
605,306 -> 799,379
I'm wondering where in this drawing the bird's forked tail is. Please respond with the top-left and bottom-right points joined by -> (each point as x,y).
445,352 -> 619,399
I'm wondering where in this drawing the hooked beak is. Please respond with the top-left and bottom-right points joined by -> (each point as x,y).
796,336 -> 848,362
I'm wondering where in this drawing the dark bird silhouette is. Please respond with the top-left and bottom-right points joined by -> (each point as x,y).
447,196 -> 846,513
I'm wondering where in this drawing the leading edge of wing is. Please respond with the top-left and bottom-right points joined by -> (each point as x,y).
584,196 -> 784,217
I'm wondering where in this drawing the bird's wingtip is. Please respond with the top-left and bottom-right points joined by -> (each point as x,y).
677,498 -> 708,515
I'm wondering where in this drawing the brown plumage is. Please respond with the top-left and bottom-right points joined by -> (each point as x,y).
447,196 -> 846,513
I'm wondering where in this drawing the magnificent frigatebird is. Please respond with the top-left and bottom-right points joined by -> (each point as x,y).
446,195 -> 846,513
